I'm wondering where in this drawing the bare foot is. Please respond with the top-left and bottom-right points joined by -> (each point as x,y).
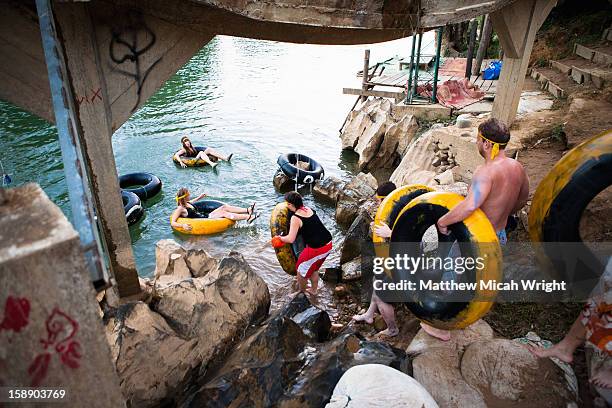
527,343 -> 574,363
376,328 -> 399,338
591,366 -> 612,389
305,287 -> 317,296
420,322 -> 451,341
352,313 -> 374,324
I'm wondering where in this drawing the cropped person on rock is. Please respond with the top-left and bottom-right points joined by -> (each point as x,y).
171,187 -> 257,231
174,136 -> 233,168
529,265 -> 612,395
274,191 -> 333,296
352,181 -> 401,338
427,118 -> 529,341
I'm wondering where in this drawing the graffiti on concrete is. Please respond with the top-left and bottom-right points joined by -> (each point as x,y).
28,307 -> 82,386
0,296 -> 30,334
109,12 -> 162,112
76,87 -> 103,106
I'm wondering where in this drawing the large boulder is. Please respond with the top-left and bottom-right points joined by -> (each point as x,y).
335,173 -> 378,227
341,257 -> 362,281
408,320 -> 494,408
461,339 -> 575,407
154,239 -> 190,279
105,302 -> 199,407
341,98 -> 420,171
326,364 -> 438,408
105,250 -> 271,407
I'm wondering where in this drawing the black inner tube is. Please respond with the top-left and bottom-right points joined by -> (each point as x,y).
389,203 -> 477,321
277,153 -> 324,184
119,172 -> 162,200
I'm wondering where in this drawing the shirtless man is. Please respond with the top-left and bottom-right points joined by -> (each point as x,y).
423,117 -> 529,340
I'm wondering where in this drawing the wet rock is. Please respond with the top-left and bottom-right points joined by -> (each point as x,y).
341,111 -> 372,149
373,315 -> 387,332
154,239 -> 190,279
313,176 -> 347,204
292,306 -> 332,342
461,339 -> 575,406
341,257 -> 361,281
322,266 -> 342,283
334,284 -> 348,296
273,170 -> 295,191
183,294 -> 408,408
340,211 -> 372,264
326,364 -> 439,408
105,302 -> 199,407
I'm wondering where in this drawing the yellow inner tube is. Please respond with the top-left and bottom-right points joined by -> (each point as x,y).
391,191 -> 502,330
270,202 -> 297,275
171,202 -> 235,235
172,147 -> 216,167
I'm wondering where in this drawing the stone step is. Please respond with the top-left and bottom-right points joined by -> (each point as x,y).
528,67 -> 567,98
573,43 -> 612,67
550,56 -> 612,89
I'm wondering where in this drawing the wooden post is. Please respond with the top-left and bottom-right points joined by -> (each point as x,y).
361,49 -> 370,102
465,19 -> 478,78
491,0 -> 556,125
54,3 -> 141,298
473,15 -> 493,76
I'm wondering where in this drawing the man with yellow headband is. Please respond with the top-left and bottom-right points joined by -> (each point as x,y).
423,117 -> 529,341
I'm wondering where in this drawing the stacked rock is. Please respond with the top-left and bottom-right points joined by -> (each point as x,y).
431,140 -> 458,174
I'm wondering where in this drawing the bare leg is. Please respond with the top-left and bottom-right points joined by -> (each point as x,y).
218,203 -> 249,214
296,274 -> 307,293
352,292 -> 379,324
377,300 -> 399,337
527,315 -> 585,363
420,322 -> 451,341
204,147 -> 231,161
195,151 -> 218,167
210,210 -> 250,221
306,271 -> 319,296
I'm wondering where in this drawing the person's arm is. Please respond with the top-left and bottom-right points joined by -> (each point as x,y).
171,207 -> 192,231
189,193 -> 207,203
278,216 -> 301,244
437,171 -> 492,234
512,171 -> 530,213
174,148 -> 187,168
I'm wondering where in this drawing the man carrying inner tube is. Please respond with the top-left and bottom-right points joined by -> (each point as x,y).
274,192 -> 332,296
352,181 -> 401,338
418,117 -> 529,341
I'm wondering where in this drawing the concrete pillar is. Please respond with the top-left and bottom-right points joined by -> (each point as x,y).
53,4 -> 141,298
490,0 -> 556,125
0,184 -> 125,407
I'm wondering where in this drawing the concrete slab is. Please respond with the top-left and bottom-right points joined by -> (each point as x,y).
571,66 -> 591,84
574,43 -> 595,61
0,184 -> 125,407
517,91 -> 554,115
546,81 -> 566,98
393,103 -> 452,120
550,60 -> 571,75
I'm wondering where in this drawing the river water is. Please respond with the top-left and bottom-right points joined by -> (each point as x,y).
0,35 -> 433,309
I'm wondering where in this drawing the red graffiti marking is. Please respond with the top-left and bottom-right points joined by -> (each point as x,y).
90,87 -> 102,102
0,296 -> 30,333
76,95 -> 88,105
28,308 -> 82,386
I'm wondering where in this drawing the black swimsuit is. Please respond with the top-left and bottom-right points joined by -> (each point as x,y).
186,205 -> 207,219
294,210 -> 332,249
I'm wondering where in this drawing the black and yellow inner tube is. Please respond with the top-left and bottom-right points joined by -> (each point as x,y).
529,130 -> 612,283
171,200 -> 235,235
270,202 -> 305,275
388,191 -> 502,330
172,147 -> 217,167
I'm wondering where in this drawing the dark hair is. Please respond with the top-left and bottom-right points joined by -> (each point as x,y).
181,136 -> 196,156
376,181 -> 396,197
478,118 -> 510,146
284,191 -> 304,209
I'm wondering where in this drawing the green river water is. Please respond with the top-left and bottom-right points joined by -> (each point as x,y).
0,35 -> 433,307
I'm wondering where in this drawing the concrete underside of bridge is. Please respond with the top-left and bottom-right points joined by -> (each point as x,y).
0,0 -> 554,297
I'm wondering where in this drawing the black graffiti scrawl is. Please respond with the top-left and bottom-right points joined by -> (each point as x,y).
109,12 -> 162,113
